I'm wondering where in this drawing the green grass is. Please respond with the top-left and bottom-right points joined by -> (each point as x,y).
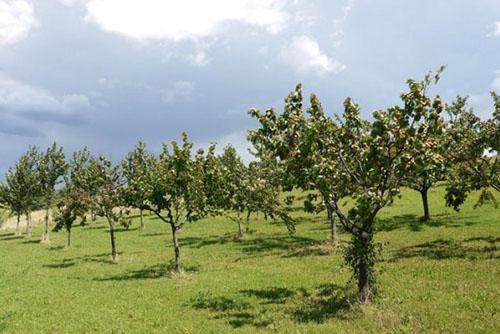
0,185 -> 499,333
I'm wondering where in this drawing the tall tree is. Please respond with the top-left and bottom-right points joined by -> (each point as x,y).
141,133 -> 212,273
121,141 -> 155,231
38,143 -> 67,243
248,69 -> 446,303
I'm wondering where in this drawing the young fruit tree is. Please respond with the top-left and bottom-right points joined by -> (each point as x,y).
73,153 -> 125,262
38,143 -> 68,243
141,133 -> 214,273
444,93 -> 499,210
0,168 -> 25,236
12,146 -> 42,237
121,141 -> 156,231
250,94 -> 345,244
245,158 -> 295,235
248,70 -> 446,303
219,145 -> 251,239
219,146 -> 294,239
52,149 -> 92,246
402,92 -> 447,221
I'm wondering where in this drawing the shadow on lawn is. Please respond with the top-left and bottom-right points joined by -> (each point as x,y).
239,235 -> 319,255
191,284 -> 351,328
376,213 -> 479,232
0,232 -> 23,241
392,236 -> 499,261
44,252 -> 123,269
95,262 -> 200,281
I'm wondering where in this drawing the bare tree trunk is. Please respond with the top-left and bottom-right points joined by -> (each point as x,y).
170,223 -> 182,273
245,210 -> 251,232
15,213 -> 20,236
108,219 -> 117,262
67,227 -> 71,247
420,187 -> 430,221
357,232 -> 372,303
26,210 -> 32,238
140,209 -> 144,231
236,209 -> 243,240
42,206 -> 50,242
327,204 -> 337,244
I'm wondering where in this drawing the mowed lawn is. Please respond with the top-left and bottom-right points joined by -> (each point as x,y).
0,186 -> 498,333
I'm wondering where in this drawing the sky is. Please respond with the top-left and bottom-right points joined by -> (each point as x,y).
0,0 -> 499,174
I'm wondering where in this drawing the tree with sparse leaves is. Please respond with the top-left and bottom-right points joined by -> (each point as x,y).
0,172 -> 24,236
248,69 -> 446,303
7,146 -> 42,238
121,141 -> 156,231
38,143 -> 67,243
72,153 -> 124,262
219,145 -> 250,239
53,149 -> 92,246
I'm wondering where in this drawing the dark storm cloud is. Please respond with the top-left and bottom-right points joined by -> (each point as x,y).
0,0 -> 499,175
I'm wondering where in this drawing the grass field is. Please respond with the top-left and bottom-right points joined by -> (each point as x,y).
0,185 -> 498,333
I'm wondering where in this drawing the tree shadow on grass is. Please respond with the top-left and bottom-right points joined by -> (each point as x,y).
191,284 -> 352,329
191,291 -> 273,328
0,232 -> 23,241
241,287 -> 295,304
238,235 -> 319,255
45,252 -> 123,269
290,284 -> 351,323
21,239 -> 41,244
95,262 -> 200,281
392,237 -> 499,261
181,234 -> 233,249
376,213 -> 479,232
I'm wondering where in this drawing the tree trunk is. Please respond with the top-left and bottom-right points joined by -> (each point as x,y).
327,204 -> 337,244
420,187 -> 430,221
108,219 -> 117,262
356,232 -> 372,303
245,210 -> 251,233
140,209 -> 144,231
170,223 -> 182,273
15,213 -> 20,236
67,227 -> 72,247
26,211 -> 32,238
42,207 -> 50,242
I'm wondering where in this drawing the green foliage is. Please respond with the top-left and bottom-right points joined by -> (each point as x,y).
445,94 -> 499,209
52,149 -> 92,245
121,141 -> 155,212
248,69 -> 447,302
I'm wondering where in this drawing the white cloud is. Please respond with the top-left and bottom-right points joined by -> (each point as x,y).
279,35 -> 345,75
0,73 -> 90,116
83,0 -> 289,41
199,130 -> 253,163
57,0 -> 87,6
332,0 -> 354,47
0,0 -> 37,45
161,81 -> 195,104
189,51 -> 210,67
490,21 -> 500,37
